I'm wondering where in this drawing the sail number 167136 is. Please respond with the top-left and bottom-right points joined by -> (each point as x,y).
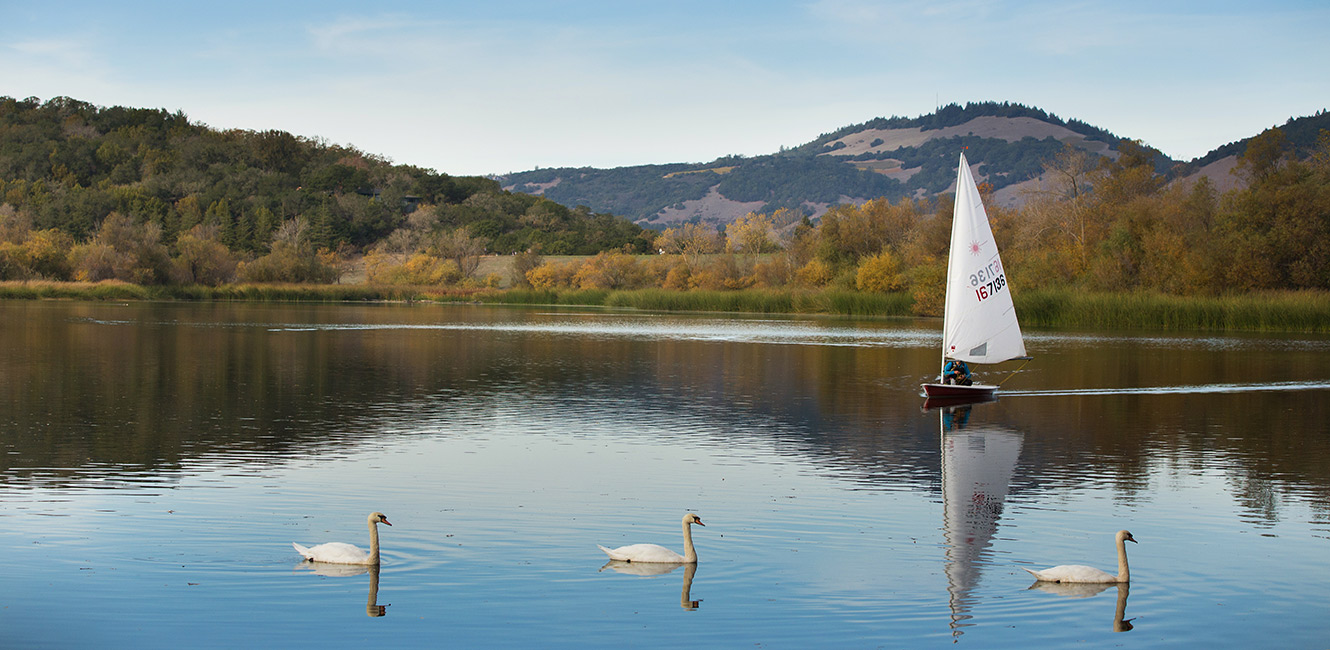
970,261 -> 1006,302
974,273 -> 1006,301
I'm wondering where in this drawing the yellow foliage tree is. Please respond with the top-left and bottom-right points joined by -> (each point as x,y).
365,251 -> 461,285
572,251 -> 642,289
855,250 -> 904,293
725,212 -> 776,262
526,260 -> 580,289
795,258 -> 834,287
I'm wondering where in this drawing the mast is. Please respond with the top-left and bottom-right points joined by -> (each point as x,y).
938,152 -> 968,380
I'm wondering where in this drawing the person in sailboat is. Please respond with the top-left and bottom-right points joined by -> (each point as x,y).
943,359 -> 972,386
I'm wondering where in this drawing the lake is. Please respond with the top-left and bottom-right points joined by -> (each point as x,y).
2,300 -> 1328,648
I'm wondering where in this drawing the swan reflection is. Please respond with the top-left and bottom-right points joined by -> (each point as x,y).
599,561 -> 701,610
939,404 -> 1023,639
293,562 -> 387,617
1028,582 -> 1134,632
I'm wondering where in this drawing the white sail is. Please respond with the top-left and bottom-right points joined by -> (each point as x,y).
941,153 -> 1026,365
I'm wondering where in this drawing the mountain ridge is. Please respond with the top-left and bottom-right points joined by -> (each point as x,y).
501,102 -> 1329,228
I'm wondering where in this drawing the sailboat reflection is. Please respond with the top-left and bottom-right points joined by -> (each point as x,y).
599,561 -> 701,610
293,562 -> 388,617
940,404 -> 1023,640
1028,582 -> 1135,632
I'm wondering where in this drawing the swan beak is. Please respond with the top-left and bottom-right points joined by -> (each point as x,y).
381,518 -> 393,526
694,520 -> 705,527
1125,535 -> 1136,543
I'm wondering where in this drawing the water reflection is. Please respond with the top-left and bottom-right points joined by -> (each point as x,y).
367,566 -> 386,618
599,562 -> 701,610
939,404 -> 1023,640
6,300 -> 1330,522
293,563 -> 387,617
1028,582 -> 1134,633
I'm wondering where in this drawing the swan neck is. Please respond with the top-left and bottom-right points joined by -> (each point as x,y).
682,520 -> 697,563
1116,536 -> 1130,582
368,518 -> 381,565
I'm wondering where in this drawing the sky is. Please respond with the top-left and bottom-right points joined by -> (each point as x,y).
2,0 -> 1326,177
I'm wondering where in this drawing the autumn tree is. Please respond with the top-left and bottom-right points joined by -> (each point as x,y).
510,249 -> 544,287
69,212 -> 172,284
430,226 -> 486,278
725,212 -> 778,262
1020,143 -> 1102,274
654,222 -> 720,267
172,224 -> 238,286
856,250 -> 905,293
1215,127 -> 1330,289
238,216 -> 337,283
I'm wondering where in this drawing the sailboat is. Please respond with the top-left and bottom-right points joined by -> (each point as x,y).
921,153 -> 1029,400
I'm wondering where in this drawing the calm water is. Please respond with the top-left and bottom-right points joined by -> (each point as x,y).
2,301 -> 1329,648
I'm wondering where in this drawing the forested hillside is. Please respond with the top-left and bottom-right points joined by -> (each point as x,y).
0,95 -> 652,262
502,103 -> 1330,229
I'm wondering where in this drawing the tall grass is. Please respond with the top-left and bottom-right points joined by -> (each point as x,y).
1016,289 -> 1330,333
0,281 -> 152,300
6,279 -> 1329,333
604,289 -> 794,313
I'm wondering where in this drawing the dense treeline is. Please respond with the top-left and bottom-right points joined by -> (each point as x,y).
0,95 -> 652,284
515,129 -> 1330,308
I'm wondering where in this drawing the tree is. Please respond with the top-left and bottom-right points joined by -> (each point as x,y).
511,249 -> 544,287
237,216 -> 337,283
654,222 -> 720,266
172,225 -> 237,286
856,250 -> 904,293
69,212 -> 172,284
1235,128 -> 1288,184
430,226 -> 486,278
1022,143 -> 1102,272
725,212 -> 777,262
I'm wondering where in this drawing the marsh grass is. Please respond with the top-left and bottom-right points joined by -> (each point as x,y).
1016,289 -> 1330,333
5,280 -> 1328,333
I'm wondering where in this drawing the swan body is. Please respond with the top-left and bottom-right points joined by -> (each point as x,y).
598,513 -> 704,563
293,512 -> 392,565
1024,530 -> 1137,584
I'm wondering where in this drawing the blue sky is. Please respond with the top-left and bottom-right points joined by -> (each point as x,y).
3,1 -> 1326,176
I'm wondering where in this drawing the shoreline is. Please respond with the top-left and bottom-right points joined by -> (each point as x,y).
2,281 -> 1328,334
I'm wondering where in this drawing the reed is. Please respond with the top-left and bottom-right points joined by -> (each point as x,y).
6,279 -> 1328,333
603,289 -> 794,313
1015,289 -> 1330,333
815,290 -> 915,316
0,280 -> 151,300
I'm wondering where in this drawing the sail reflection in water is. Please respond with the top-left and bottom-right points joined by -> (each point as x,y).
599,561 -> 701,611
939,404 -> 1023,639
294,563 -> 387,617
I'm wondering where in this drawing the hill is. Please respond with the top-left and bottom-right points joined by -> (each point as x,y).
0,95 -> 653,256
500,102 -> 1330,229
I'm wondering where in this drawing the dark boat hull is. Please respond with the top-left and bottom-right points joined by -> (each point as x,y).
920,382 -> 998,399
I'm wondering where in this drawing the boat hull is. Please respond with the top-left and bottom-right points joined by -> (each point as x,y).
921,383 -> 998,399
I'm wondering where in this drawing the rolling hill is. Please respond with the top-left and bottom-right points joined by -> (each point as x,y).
500,102 -> 1330,229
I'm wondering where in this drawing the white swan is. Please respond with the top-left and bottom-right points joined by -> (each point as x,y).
1024,530 -> 1137,583
293,512 -> 392,565
598,513 -> 704,563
